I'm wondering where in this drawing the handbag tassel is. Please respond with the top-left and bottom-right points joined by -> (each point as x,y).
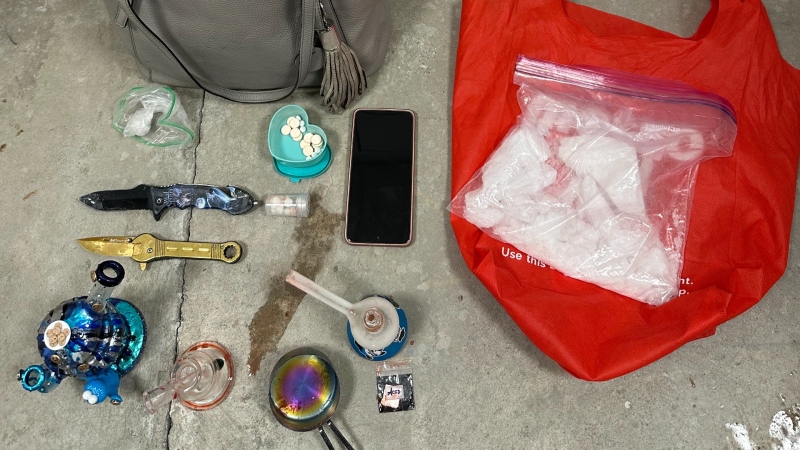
318,25 -> 367,113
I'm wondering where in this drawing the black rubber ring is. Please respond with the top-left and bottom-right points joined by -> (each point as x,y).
95,260 -> 125,287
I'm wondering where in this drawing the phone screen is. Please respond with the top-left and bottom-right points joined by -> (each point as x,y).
345,109 -> 416,245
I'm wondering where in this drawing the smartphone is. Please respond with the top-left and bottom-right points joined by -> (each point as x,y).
345,109 -> 416,246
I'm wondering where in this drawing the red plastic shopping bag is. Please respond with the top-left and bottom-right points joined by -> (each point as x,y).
451,0 -> 800,380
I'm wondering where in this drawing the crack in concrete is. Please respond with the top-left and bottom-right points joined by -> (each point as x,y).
165,91 -> 205,450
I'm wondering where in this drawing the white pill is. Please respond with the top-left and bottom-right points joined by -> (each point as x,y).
303,133 -> 313,143
295,115 -> 301,120
283,198 -> 294,206
290,128 -> 302,141
300,120 -> 305,127
306,156 -> 312,161
268,195 -> 281,204
302,146 -> 315,157
299,126 -> 306,133
281,125 -> 291,136
311,134 -> 323,146
287,117 -> 300,128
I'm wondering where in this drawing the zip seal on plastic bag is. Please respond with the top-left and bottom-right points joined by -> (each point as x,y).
449,56 -> 737,306
112,86 -> 195,149
514,58 -> 736,122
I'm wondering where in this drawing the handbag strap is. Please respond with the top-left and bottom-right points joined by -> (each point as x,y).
116,0 -> 316,103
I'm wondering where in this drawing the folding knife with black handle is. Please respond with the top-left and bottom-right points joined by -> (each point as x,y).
79,184 -> 257,221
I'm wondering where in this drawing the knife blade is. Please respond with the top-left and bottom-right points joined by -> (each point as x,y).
78,233 -> 242,270
79,184 -> 257,221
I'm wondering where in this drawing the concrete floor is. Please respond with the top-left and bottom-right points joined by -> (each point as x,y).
1,0 -> 799,449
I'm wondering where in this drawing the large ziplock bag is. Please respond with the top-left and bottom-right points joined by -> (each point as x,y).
452,0 -> 800,380
450,57 -> 737,306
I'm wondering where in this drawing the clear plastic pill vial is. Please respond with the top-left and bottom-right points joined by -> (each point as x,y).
264,193 -> 310,218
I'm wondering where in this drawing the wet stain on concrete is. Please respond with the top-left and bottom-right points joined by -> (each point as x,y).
22,190 -> 36,200
247,190 -> 342,375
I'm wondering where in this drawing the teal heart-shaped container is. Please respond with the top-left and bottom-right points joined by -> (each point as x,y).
268,105 -> 328,168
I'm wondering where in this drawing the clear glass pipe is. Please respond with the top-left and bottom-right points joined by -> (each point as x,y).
285,270 -> 400,350
144,341 -> 234,413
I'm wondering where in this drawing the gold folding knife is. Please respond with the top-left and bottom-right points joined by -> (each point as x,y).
77,233 -> 242,270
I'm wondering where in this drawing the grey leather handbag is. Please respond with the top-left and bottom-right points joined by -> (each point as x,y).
103,0 -> 391,111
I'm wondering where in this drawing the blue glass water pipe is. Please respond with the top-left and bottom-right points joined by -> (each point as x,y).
17,260 -> 146,405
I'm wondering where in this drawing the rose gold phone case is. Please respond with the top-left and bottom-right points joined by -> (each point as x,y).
344,108 -> 417,247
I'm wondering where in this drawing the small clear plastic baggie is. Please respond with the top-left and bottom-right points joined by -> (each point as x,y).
112,86 -> 195,149
449,56 -> 737,306
376,360 -> 414,413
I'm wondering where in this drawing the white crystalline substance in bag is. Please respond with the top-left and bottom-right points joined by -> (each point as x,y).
124,107 -> 161,137
558,134 -> 647,217
123,97 -> 172,138
463,125 -> 556,229
462,124 -> 679,305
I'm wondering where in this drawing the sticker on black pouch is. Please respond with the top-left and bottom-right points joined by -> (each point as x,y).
376,360 -> 414,413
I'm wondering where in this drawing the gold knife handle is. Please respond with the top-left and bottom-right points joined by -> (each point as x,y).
159,240 -> 242,263
132,234 -> 241,264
